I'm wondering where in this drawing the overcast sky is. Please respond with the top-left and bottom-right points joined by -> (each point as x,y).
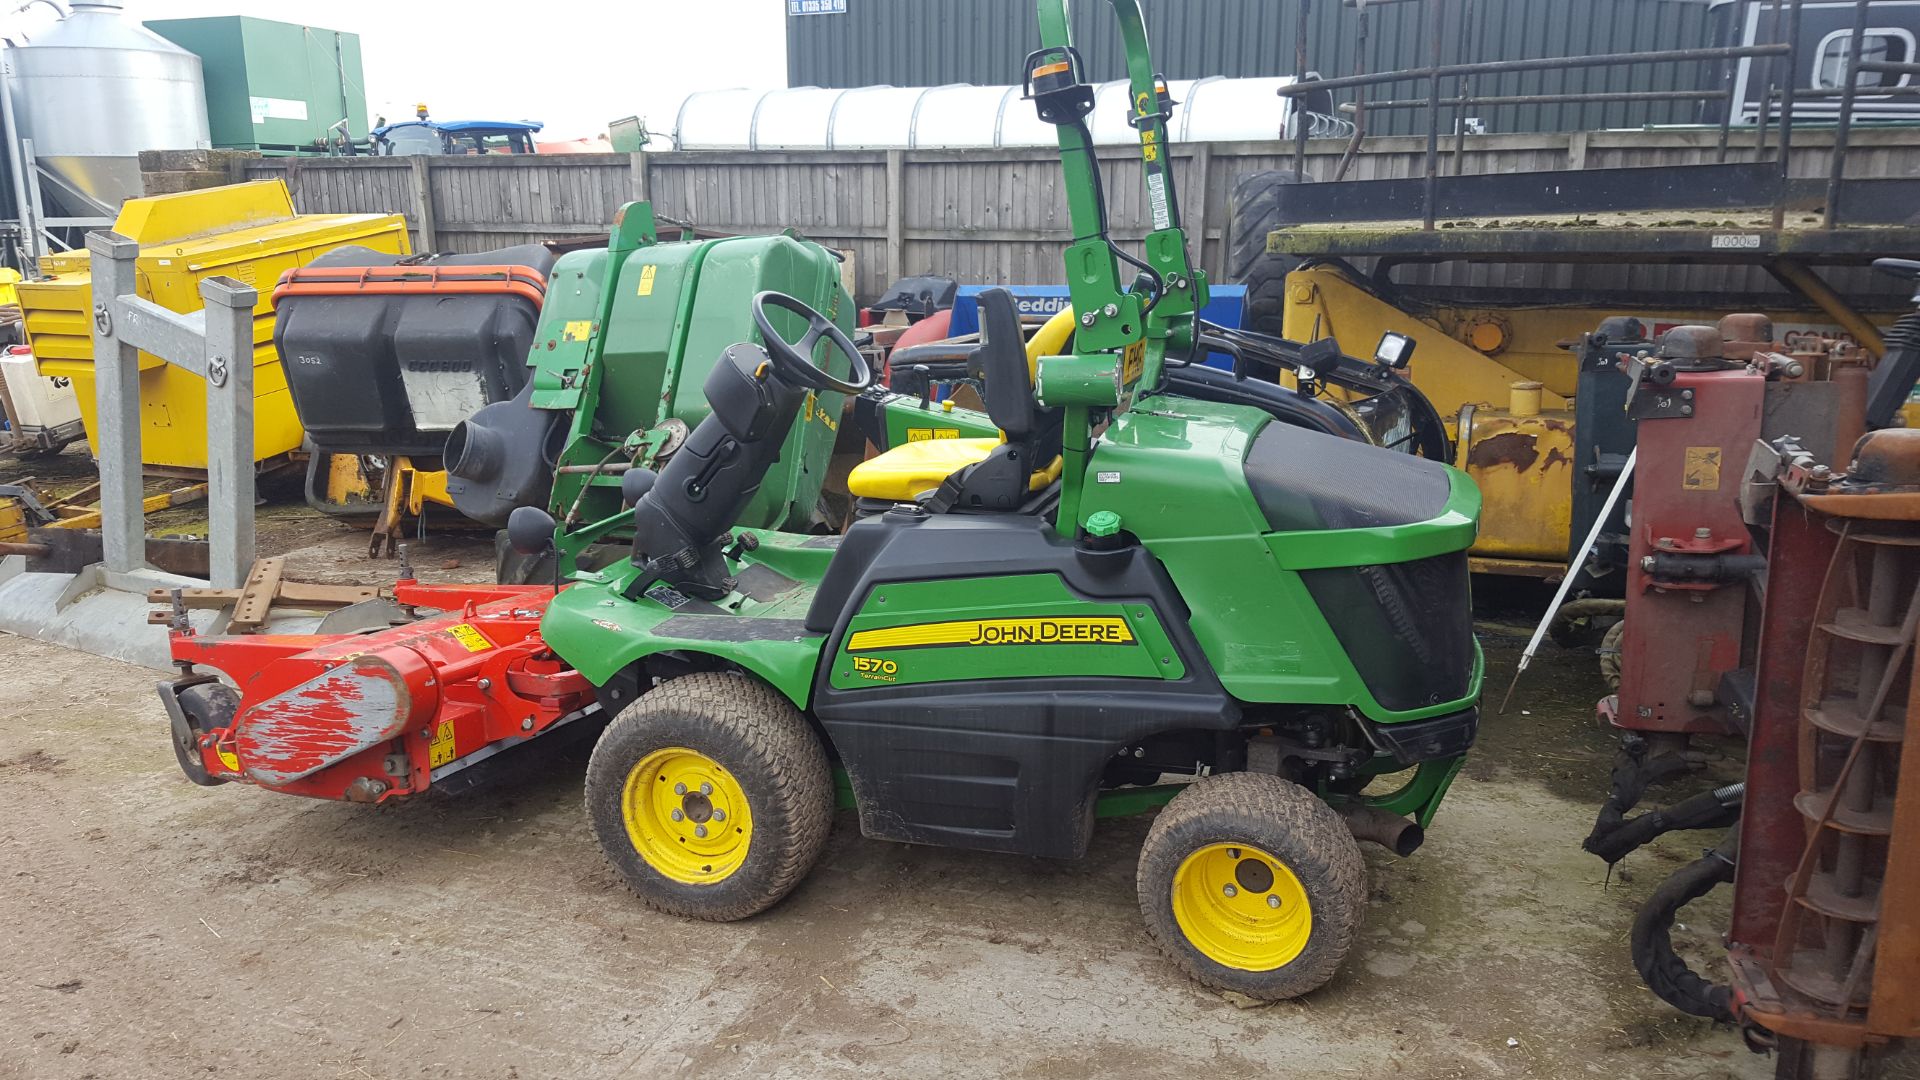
48,0 -> 792,142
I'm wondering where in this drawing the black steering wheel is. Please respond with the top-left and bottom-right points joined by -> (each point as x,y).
751,291 -> 874,395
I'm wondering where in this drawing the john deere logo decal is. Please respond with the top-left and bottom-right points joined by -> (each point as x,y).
847,617 -> 1134,652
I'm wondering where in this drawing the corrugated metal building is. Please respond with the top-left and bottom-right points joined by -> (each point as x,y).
785,0 -> 1723,136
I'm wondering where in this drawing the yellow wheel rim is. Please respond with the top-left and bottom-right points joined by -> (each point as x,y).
620,746 -> 753,884
1170,842 -> 1312,971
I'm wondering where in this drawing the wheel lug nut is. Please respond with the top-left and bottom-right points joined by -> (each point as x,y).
712,809 -> 726,822
694,824 -> 708,838
700,782 -> 713,796
674,782 -> 687,795
1223,884 -> 1237,898
1267,894 -> 1281,909
670,809 -> 684,821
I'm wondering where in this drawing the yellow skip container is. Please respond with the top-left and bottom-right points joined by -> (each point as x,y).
18,180 -> 409,472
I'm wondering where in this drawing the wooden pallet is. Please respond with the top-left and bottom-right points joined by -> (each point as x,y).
146,556 -> 383,632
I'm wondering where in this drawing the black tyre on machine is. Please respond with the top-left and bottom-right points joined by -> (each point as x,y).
584,671 -> 834,922
171,682 -> 238,787
1136,771 -> 1366,1000
1227,170 -> 1311,335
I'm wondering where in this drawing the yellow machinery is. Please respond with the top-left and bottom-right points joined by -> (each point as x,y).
16,181 -> 408,473
1277,263 -> 1888,576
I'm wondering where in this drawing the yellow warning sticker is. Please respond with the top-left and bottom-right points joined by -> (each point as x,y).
446,623 -> 492,652
636,264 -> 658,296
1683,446 -> 1722,491
429,720 -> 456,768
804,393 -> 839,431
1120,340 -> 1146,385
848,617 -> 1135,651
906,427 -> 961,442
562,319 -> 594,342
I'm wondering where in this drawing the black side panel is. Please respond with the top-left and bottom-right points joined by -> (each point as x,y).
809,512 -> 1238,859
1568,318 -> 1645,592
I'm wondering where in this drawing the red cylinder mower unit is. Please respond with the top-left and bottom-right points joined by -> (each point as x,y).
1583,315 -> 1864,861
157,579 -> 594,802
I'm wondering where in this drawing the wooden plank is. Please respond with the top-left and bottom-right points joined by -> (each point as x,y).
277,582 -> 382,605
885,150 -> 903,288
146,581 -> 381,609
230,557 -> 286,630
410,156 -> 438,251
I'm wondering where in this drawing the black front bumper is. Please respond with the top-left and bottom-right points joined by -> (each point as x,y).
1362,707 -> 1478,766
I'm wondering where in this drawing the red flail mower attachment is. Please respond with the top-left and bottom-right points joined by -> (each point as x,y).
157,582 -> 593,802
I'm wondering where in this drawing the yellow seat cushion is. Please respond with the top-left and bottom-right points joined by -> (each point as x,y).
848,438 -> 1001,501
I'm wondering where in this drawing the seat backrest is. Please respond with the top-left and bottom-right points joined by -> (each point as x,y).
973,288 -> 1036,440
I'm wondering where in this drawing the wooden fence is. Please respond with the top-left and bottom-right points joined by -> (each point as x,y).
247,128 -> 1919,305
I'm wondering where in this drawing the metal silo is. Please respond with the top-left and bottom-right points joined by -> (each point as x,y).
4,0 -> 210,217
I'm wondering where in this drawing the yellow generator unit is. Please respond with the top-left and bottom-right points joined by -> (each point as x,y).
1454,380 -> 1575,573
17,180 -> 409,472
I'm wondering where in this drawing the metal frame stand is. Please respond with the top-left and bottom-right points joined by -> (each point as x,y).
0,230 -> 277,668
87,229 -> 256,589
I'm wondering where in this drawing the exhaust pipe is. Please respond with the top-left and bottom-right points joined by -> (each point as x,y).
1339,803 -> 1425,857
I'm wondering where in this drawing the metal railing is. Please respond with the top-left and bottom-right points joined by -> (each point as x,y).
1278,0 -> 1887,233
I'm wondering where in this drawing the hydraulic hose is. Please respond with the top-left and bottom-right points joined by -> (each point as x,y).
1630,827 -> 1738,1022
1583,733 -> 1694,860
1586,782 -> 1744,865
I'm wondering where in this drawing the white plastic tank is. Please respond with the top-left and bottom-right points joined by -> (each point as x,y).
824,86 -> 923,147
671,88 -> 766,150
748,86 -> 842,151
672,77 -> 1297,151
4,0 -> 210,215
1178,77 -> 1293,143
904,85 -> 1026,147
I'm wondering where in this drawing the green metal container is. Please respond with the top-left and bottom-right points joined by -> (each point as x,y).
145,16 -> 368,153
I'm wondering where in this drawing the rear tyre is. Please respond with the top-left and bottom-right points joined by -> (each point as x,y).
585,671 -> 833,922
1227,170 -> 1310,335
1137,771 -> 1365,1000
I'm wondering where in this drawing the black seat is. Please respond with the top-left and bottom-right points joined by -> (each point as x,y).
926,288 -> 1042,512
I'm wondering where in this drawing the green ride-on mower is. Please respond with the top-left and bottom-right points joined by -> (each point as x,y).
522,0 -> 1481,999
161,0 -> 1481,1001
521,275 -> 1482,999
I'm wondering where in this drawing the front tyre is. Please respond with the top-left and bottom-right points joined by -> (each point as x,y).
171,682 -> 237,787
585,671 -> 833,922
1137,772 -> 1366,1000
